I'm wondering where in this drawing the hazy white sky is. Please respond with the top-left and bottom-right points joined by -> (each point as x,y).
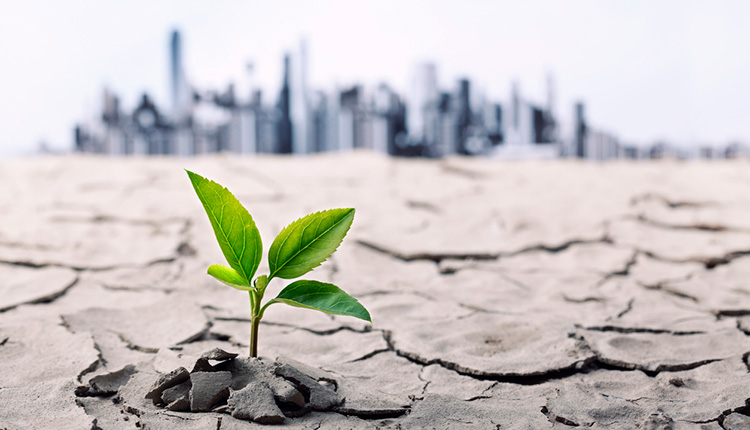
1,0 -> 748,155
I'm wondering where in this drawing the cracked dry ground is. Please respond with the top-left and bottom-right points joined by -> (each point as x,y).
2,155 -> 750,429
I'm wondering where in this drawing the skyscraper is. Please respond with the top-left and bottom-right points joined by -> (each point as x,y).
276,55 -> 293,154
407,63 -> 438,147
511,81 -> 520,135
437,92 -> 457,156
456,79 -> 472,155
574,102 -> 587,158
291,39 -> 311,154
169,29 -> 190,122
338,86 -> 359,151
504,81 -> 531,145
545,73 -> 558,144
487,103 -> 503,146
170,32 -> 195,157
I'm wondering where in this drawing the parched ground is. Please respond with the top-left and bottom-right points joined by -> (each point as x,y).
1,153 -> 750,429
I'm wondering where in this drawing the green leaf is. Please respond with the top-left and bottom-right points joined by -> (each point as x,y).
186,170 -> 262,284
207,264 -> 252,290
268,208 -> 354,280
267,280 -> 371,322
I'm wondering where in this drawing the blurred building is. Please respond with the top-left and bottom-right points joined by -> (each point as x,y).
276,55 -> 293,154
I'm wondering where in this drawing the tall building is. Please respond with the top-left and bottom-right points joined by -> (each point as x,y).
436,92 -> 457,156
338,86 -> 359,151
372,84 -> 391,154
504,81 -> 535,146
169,30 -> 190,121
276,55 -> 293,154
101,88 -> 126,155
133,93 -> 171,155
546,73 -> 558,143
487,103 -> 503,146
309,91 -> 328,153
407,63 -> 439,147
291,39 -> 311,154
574,102 -> 587,158
323,87 -> 340,152
531,106 -> 556,144
510,81 -> 520,139
456,79 -> 472,155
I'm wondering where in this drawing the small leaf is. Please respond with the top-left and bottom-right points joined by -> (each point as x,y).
207,264 -> 251,290
268,280 -> 371,322
254,274 -> 268,295
186,170 -> 262,284
268,208 -> 354,280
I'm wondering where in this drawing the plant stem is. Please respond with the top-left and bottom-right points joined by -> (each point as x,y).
249,316 -> 260,357
249,289 -> 262,357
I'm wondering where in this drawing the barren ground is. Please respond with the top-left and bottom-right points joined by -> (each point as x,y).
1,154 -> 750,429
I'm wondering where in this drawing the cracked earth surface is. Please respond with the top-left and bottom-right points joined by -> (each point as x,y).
1,155 -> 750,429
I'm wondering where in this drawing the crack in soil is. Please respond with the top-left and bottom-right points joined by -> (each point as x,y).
540,405 -> 580,427
562,295 -> 605,304
49,214 -> 188,228
640,282 -> 699,302
0,218 -> 191,274
405,200 -> 442,214
716,309 -> 750,317
357,234 -> 613,266
741,352 -> 750,373
115,320 -> 212,353
597,251 -> 639,285
687,403 -> 750,428
410,367 -> 431,402
76,357 -> 102,384
580,325 -> 705,336
507,235 -> 613,257
0,240 -> 61,251
573,332 -> 725,376
637,249 -> 750,271
100,284 -> 177,293
116,333 -> 160,354
356,240 -> 497,263
72,399 -> 105,430
381,330 -> 597,385
615,298 -> 634,319
634,215 -> 734,233
0,275 -> 80,313
344,348 -> 391,363
0,256 -> 183,273
629,193 -> 715,209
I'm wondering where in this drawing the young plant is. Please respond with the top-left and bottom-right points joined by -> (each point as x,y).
186,170 -> 371,358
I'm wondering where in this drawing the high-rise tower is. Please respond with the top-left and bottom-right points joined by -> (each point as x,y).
169,30 -> 187,120
408,63 -> 438,147
511,81 -> 520,134
574,102 -> 587,158
456,79 -> 472,155
291,39 -> 310,154
276,54 -> 293,154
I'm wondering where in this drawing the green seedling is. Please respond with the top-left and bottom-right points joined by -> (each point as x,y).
186,170 -> 371,358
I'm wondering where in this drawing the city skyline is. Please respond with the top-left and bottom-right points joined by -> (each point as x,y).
75,28 -> 748,160
2,1 -> 750,156
74,28 -> 601,159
